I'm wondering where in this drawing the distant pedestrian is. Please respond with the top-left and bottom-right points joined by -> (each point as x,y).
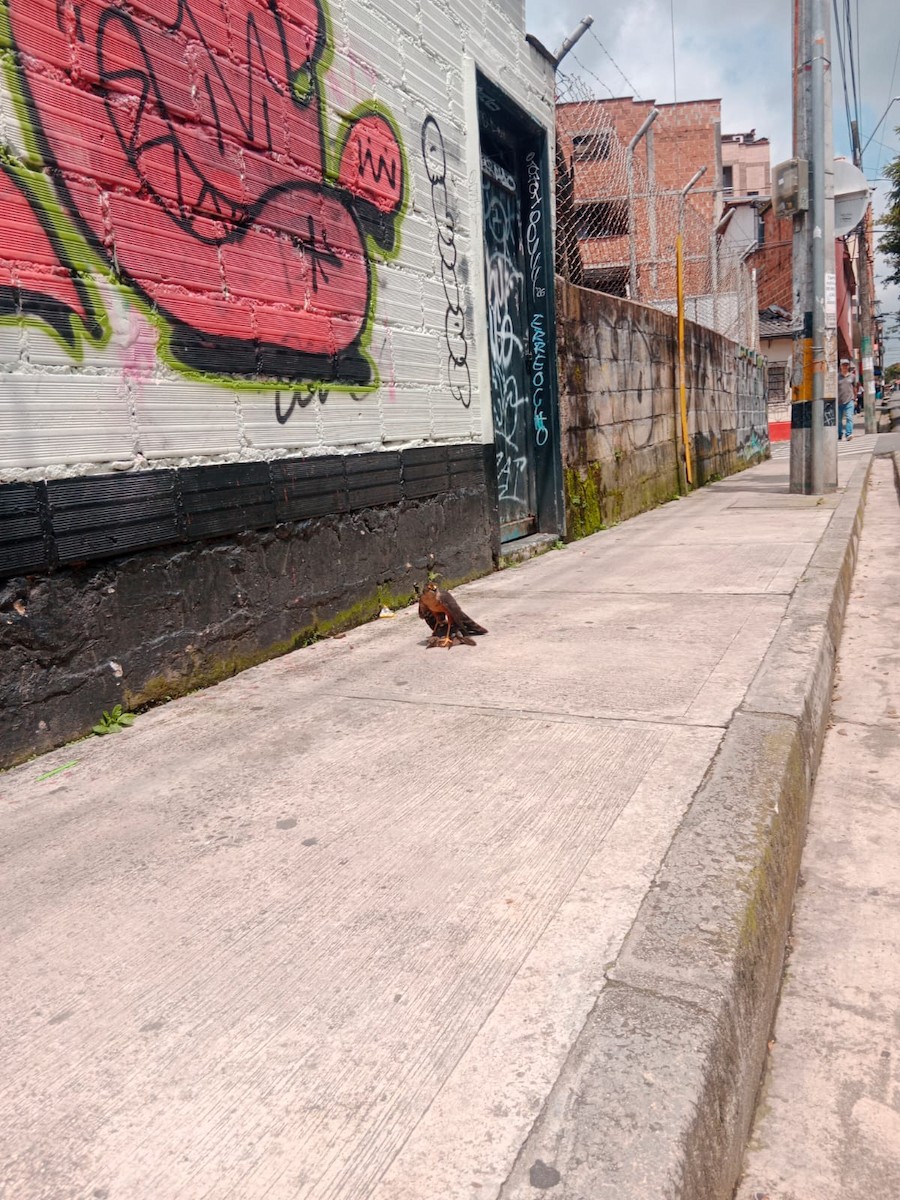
855,379 -> 864,414
838,359 -> 855,440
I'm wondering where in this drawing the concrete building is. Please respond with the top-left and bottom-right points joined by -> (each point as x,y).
555,96 -> 723,300
721,129 -> 771,199
0,0 -> 563,757
745,202 -> 857,440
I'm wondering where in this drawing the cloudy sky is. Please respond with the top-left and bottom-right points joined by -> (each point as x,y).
526,0 -> 900,363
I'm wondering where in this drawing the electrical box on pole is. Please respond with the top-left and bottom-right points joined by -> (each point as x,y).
773,158 -> 809,216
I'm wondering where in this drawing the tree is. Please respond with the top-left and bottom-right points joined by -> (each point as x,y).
885,361 -> 900,386
878,126 -> 900,286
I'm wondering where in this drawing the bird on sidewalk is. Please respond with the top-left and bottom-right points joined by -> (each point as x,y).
415,581 -> 488,648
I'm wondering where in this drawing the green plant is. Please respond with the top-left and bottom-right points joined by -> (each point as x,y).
92,705 -> 136,736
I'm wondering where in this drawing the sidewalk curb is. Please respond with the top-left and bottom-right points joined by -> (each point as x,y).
499,458 -> 872,1200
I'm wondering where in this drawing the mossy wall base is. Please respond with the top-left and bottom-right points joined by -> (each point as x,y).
0,487 -> 492,768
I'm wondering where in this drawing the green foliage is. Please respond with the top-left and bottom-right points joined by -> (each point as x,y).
92,705 -> 136,736
885,362 -> 900,385
878,133 -> 900,289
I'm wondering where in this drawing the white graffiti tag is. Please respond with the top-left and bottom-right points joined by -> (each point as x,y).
421,116 -> 472,408
483,175 -> 528,505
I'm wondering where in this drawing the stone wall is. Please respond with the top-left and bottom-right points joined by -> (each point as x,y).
1,455 -> 494,767
556,278 -> 768,538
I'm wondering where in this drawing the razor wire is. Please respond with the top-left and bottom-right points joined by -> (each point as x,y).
554,70 -> 759,352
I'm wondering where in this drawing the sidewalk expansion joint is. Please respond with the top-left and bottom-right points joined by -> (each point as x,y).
317,690 -> 728,732
602,973 -> 716,1017
826,715 -> 900,731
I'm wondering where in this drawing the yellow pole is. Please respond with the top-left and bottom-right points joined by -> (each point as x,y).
676,232 -> 694,486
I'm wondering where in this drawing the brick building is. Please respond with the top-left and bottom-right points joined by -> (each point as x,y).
747,202 -> 856,437
556,96 -> 723,300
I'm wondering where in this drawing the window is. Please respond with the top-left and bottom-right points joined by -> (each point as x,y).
575,199 -> 628,239
584,266 -> 630,297
766,363 -> 786,405
722,165 -> 734,194
572,132 -> 613,161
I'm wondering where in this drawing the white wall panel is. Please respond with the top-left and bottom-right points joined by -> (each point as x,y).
0,375 -> 133,470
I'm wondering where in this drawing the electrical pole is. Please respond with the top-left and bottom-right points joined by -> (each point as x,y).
790,0 -> 837,493
850,120 -> 877,434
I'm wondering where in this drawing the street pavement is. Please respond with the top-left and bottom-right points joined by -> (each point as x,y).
0,443 -> 878,1200
736,452 -> 900,1200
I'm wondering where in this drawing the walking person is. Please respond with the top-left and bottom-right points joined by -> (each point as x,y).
838,358 -> 855,441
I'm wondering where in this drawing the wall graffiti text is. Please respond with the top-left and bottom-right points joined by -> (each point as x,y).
482,160 -> 528,507
2,0 -> 406,388
421,115 -> 472,408
525,151 -> 549,449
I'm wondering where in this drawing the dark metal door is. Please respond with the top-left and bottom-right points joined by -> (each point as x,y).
481,151 -> 537,542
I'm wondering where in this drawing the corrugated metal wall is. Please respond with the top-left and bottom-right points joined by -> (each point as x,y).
0,0 -> 555,477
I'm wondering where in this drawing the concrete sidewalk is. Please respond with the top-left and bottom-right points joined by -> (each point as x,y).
0,446 -> 872,1200
736,452 -> 900,1200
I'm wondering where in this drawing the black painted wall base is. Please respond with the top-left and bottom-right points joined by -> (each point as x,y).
0,484 -> 493,769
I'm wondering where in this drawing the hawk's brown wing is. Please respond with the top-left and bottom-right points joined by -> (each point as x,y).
435,587 -> 487,636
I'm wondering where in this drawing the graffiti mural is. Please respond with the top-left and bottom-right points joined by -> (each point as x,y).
482,154 -> 530,514
0,154 -> 108,352
0,0 -> 405,385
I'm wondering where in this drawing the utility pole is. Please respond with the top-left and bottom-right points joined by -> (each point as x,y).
850,120 -> 876,434
790,0 -> 837,493
675,165 -> 707,491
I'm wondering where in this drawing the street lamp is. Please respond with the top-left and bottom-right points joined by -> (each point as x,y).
861,97 -> 900,158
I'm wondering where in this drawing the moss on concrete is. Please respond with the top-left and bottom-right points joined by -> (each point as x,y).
123,581 -> 420,714
564,462 -> 680,541
123,571 -> 488,718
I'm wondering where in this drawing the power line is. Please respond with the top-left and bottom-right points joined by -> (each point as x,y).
586,27 -> 643,100
831,0 -> 855,150
855,0 -> 861,118
845,0 -> 862,137
866,134 -> 900,158
876,33 -> 900,176
566,51 -> 619,101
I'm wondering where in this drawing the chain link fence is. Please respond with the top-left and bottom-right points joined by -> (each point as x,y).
554,71 -> 759,351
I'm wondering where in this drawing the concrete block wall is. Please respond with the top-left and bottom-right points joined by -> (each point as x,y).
556,278 -> 768,538
0,0 -> 554,766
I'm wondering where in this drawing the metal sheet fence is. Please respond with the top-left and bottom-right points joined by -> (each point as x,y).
555,71 -> 759,351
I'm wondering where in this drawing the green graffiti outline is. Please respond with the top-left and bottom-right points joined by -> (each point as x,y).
0,37 -> 111,359
0,0 -> 407,394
